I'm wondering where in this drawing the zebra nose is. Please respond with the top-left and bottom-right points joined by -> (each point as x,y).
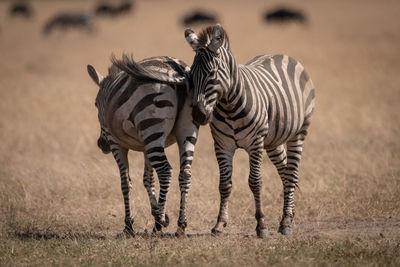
192,107 -> 209,125
97,137 -> 111,154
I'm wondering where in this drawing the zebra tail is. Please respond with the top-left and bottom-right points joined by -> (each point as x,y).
111,53 -> 187,85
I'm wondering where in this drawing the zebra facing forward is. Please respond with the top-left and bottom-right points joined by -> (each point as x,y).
185,24 -> 315,238
87,55 -> 198,237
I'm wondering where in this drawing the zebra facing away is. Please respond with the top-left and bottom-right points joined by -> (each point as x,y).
87,55 -> 198,237
185,24 -> 315,238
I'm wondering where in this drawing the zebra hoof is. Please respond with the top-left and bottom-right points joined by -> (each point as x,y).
123,228 -> 135,238
154,221 -> 163,232
122,220 -> 135,237
211,228 -> 223,236
278,225 -> 292,235
175,226 -> 186,238
151,228 -> 164,237
154,213 -> 169,230
256,228 -> 269,239
163,213 -> 170,227
116,227 -> 135,238
211,221 -> 227,236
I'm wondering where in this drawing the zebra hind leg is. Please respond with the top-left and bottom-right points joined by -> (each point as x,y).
279,128 -> 308,235
266,145 -> 290,234
111,145 -> 135,237
146,147 -> 172,233
142,154 -> 160,233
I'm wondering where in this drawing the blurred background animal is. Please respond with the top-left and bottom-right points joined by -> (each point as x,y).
181,10 -> 218,27
8,1 -> 33,19
42,12 -> 94,35
263,7 -> 307,24
94,0 -> 133,17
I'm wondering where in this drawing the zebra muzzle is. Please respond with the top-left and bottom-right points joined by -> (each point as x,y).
97,137 -> 111,154
192,94 -> 211,125
192,107 -> 210,125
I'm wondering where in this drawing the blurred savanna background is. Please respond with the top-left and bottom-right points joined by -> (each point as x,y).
0,0 -> 399,265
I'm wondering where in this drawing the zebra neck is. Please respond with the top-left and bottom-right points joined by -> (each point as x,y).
223,51 -> 246,109
221,49 -> 239,100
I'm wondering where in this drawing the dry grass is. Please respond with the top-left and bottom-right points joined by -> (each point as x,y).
0,0 -> 399,265
1,235 -> 400,266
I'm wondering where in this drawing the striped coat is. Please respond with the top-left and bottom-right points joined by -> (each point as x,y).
87,55 -> 198,237
185,24 -> 315,237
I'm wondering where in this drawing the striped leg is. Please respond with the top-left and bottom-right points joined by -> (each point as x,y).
146,146 -> 172,232
212,144 -> 234,235
248,142 -> 268,238
174,94 -> 198,237
142,154 -> 159,227
266,145 -> 287,185
111,144 -> 134,237
279,125 -> 309,235
175,136 -> 196,237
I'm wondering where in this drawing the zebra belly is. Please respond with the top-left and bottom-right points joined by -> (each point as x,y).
109,123 -> 177,152
263,113 -> 304,149
110,119 -> 145,151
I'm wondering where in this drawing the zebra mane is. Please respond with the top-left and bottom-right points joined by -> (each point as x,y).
111,54 -> 188,85
197,25 -> 230,50
107,64 -> 121,78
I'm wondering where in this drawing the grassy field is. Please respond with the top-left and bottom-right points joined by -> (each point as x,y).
0,0 -> 399,265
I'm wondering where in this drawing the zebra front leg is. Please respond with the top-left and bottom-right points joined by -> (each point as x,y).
279,130 -> 307,235
175,136 -> 197,237
142,154 -> 159,229
248,143 -> 268,238
111,145 -> 134,237
212,145 -> 234,235
173,92 -> 199,237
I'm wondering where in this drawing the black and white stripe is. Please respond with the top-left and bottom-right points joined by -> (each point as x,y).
87,54 -> 198,237
185,24 -> 315,238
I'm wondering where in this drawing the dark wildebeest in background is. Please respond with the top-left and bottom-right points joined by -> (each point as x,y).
181,10 -> 218,27
94,1 -> 133,17
264,7 -> 307,24
42,13 -> 94,35
9,1 -> 33,18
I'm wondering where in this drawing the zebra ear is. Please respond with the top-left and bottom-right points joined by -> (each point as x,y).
185,28 -> 198,50
87,64 -> 104,86
209,24 -> 223,54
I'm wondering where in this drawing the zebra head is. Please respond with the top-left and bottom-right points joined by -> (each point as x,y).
87,64 -> 111,154
185,24 -> 229,125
